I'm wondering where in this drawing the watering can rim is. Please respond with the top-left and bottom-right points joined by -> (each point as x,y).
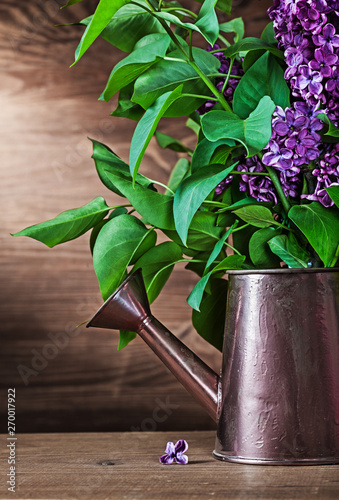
228,267 -> 339,275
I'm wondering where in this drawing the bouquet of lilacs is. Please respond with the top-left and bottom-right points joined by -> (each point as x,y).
14,0 -> 339,350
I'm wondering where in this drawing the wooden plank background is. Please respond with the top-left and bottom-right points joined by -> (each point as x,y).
1,0 -> 273,433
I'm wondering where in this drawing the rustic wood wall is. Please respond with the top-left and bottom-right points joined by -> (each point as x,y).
1,0 -> 273,432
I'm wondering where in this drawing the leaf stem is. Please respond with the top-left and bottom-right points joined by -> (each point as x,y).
188,60 -> 232,112
222,56 -> 234,94
232,223 -> 250,232
329,242 -> 339,267
224,242 -> 241,255
183,259 -> 207,263
182,93 -> 219,101
216,33 -> 231,48
162,7 -> 197,19
202,200 -> 228,207
273,221 -> 296,232
108,204 -> 132,210
188,29 -> 193,62
148,178 -> 175,194
231,170 -> 269,176
262,163 -> 291,215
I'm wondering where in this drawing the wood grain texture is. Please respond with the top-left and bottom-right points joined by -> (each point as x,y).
1,0 -> 273,433
1,432 -> 339,499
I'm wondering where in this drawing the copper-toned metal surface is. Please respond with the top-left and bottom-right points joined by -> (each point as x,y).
87,270 -> 220,421
87,268 -> 339,465
214,269 -> 339,464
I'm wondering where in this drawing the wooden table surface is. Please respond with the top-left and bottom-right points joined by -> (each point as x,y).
1,432 -> 338,499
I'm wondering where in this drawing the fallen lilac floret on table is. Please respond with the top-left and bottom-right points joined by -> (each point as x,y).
159,440 -> 188,465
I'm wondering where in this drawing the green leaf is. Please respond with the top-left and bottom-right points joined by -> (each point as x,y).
318,113 -> 339,138
326,185 -> 339,208
232,223 -> 257,261
233,205 -> 277,228
187,271 -> 213,311
110,83 -> 144,121
13,197 -> 110,248
102,33 -> 171,101
73,0 -> 131,65
205,224 -> 236,271
216,211 -> 236,227
268,233 -> 310,268
185,250 -> 211,277
79,2 -> 165,53
92,214 -> 156,300
129,85 -> 183,182
166,158 -> 190,194
89,207 -> 127,254
154,4 -> 218,46
132,241 -> 183,303
220,196 -> 271,212
132,47 -> 220,114
173,163 -> 235,245
242,49 -> 266,72
185,211 -> 223,251
118,331 -> 137,350
192,278 -> 227,351
195,0 -> 219,46
201,96 -> 276,156
233,52 -> 290,119
187,254 -> 245,311
216,0 -> 231,13
155,131 -> 192,153
219,17 -> 244,42
249,227 -> 282,268
90,139 -> 154,195
288,203 -> 339,267
164,211 -> 223,254
212,254 -> 246,273
223,37 -> 284,60
61,0 -> 84,8
191,138 -> 235,172
186,116 -> 201,136
194,0 -> 231,15
261,22 -> 276,44
104,169 -> 175,230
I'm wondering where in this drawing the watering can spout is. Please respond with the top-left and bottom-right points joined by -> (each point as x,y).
87,269 -> 220,422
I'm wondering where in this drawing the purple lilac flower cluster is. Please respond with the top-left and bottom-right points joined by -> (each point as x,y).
268,0 -> 339,124
198,44 -> 243,114
237,156 -> 278,204
301,143 -> 339,206
207,2 -> 339,207
261,101 -> 323,199
264,0 -> 339,206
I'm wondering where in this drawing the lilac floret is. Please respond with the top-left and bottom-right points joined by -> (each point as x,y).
313,23 -> 339,49
160,440 -> 188,465
309,47 -> 338,78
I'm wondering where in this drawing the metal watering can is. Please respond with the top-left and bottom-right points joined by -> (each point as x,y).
87,268 -> 339,465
